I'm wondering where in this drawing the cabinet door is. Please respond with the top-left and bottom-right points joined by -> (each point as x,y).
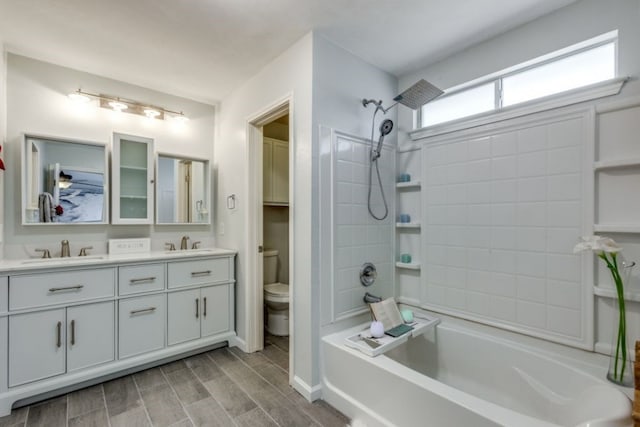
67,302 -> 115,372
119,294 -> 166,359
200,284 -> 230,338
112,133 -> 154,224
272,140 -> 289,204
9,308 -> 66,386
263,139 -> 273,203
167,288 -> 201,345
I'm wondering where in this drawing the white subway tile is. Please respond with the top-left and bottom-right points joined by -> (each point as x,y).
492,180 -> 517,203
447,184 -> 467,205
517,251 -> 546,278
336,204 -> 352,225
447,226 -> 469,247
547,279 -> 581,310
427,186 -> 448,205
353,163 -> 369,185
547,201 -> 581,227
517,202 -> 546,227
547,227 -> 580,254
518,151 -> 547,177
353,143 -> 368,165
468,205 -> 492,226
547,118 -> 581,149
466,226 -> 492,248
492,204 -> 517,226
446,141 -> 468,163
427,265 -> 447,285
467,291 -> 491,316
446,247 -> 467,267
427,166 -> 448,186
548,306 -> 581,338
467,182 -> 492,204
468,270 -> 492,294
336,225 -> 352,248
336,160 -> 352,182
492,156 -> 518,180
447,163 -> 468,184
491,250 -> 517,274
516,276 -> 546,303
427,245 -> 448,265
427,145 -> 448,166
467,248 -> 491,271
468,136 -> 491,160
518,177 -> 547,202
518,126 -> 547,153
517,300 -> 547,329
491,132 -> 518,157
336,248 -> 352,269
428,206 -> 447,225
547,174 -> 581,201
444,287 -> 467,310
446,267 -> 467,289
547,254 -> 580,282
490,272 -> 517,297
337,140 -> 352,161
547,146 -> 581,175
337,182 -> 352,204
517,227 -> 547,252
447,206 -> 467,225
467,159 -> 492,181
490,296 -> 517,321
426,285 -> 445,305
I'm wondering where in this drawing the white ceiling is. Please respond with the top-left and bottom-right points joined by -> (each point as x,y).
0,0 -> 576,104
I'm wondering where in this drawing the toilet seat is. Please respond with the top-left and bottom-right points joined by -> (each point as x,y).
264,282 -> 289,303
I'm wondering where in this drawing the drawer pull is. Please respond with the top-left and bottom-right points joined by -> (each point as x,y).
195,299 -> 199,318
130,307 -> 156,316
204,297 -> 207,317
70,320 -> 76,346
191,270 -> 211,277
129,277 -> 156,284
56,321 -> 62,348
49,285 -> 84,293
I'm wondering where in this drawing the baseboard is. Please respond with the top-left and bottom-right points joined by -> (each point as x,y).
228,335 -> 247,352
292,375 -> 322,401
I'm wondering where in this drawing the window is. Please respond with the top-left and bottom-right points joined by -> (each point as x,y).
419,36 -> 617,129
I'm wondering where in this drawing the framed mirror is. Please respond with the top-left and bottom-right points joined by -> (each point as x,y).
156,154 -> 210,225
22,135 -> 108,225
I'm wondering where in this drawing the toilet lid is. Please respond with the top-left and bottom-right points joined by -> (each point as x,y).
264,282 -> 289,296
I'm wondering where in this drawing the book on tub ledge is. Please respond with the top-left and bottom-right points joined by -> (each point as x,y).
345,298 -> 440,357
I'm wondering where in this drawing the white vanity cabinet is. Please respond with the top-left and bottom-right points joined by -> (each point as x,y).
112,133 -> 155,224
0,251 -> 236,417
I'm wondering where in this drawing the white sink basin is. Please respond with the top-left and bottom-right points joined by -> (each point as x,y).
20,255 -> 106,265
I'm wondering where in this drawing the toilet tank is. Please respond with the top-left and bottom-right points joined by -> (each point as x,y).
263,249 -> 279,284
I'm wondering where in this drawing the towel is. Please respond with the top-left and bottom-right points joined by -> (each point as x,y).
38,192 -> 55,222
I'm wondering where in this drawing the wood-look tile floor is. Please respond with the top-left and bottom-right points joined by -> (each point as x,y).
0,335 -> 350,427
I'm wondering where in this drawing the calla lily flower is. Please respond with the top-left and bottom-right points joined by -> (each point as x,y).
573,236 -> 622,254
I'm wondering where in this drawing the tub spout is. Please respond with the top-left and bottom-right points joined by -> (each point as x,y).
363,292 -> 382,303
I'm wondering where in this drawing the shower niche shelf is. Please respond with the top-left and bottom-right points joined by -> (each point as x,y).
396,180 -> 421,190
593,285 -> 640,302
593,224 -> 640,233
396,222 -> 420,229
395,262 -> 421,270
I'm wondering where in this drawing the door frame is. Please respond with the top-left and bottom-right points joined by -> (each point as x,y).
245,94 -> 294,372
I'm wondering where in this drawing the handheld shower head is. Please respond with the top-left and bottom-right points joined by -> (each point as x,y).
373,119 -> 393,160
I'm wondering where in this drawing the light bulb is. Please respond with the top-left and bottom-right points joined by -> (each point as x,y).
68,92 -> 90,103
144,109 -> 161,119
109,101 -> 128,112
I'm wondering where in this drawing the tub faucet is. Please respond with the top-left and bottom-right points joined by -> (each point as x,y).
180,236 -> 190,250
363,292 -> 382,303
61,240 -> 70,258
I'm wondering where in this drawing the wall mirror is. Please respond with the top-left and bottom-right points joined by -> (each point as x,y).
22,135 -> 109,225
156,154 -> 210,225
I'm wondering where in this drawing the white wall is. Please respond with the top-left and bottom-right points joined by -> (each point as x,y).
398,0 -> 640,148
216,33 -> 313,390
0,43 -> 6,257
4,54 -> 216,258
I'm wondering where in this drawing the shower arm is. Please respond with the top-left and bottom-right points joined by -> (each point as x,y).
361,98 -> 399,115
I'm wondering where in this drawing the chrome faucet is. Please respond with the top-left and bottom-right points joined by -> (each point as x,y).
180,236 -> 190,250
61,240 -> 71,258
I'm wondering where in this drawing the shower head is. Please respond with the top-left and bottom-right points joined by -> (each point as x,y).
393,79 -> 444,110
373,119 -> 393,160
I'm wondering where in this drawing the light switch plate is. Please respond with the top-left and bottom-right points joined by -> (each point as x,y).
108,238 -> 151,254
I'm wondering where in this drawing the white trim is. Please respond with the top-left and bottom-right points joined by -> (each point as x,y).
411,77 -> 627,141
292,375 -> 322,401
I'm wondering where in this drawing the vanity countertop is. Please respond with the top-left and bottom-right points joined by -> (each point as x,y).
0,247 -> 237,274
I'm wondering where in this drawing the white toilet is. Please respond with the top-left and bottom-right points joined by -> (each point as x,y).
263,249 -> 289,336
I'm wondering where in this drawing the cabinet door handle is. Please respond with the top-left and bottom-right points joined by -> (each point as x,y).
191,270 -> 211,277
49,285 -> 84,293
129,277 -> 156,284
130,307 -> 156,315
56,321 -> 62,348
70,320 -> 76,346
203,297 -> 207,317
195,299 -> 199,318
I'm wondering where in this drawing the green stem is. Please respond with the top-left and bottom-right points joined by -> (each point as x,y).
600,252 -> 627,381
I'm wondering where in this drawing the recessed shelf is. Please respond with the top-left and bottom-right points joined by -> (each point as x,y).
395,262 -> 421,270
593,224 -> 640,233
396,180 -> 421,189
396,222 -> 421,229
593,285 -> 640,302
120,195 -> 148,200
120,165 -> 147,171
594,158 -> 640,171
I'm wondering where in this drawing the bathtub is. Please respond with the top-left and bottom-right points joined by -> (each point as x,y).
322,316 -> 632,427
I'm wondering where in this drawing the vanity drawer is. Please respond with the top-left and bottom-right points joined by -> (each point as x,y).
119,264 -> 165,295
119,294 -> 166,359
9,268 -> 115,311
168,258 -> 230,289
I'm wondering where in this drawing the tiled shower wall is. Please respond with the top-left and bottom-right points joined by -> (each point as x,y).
333,132 -> 395,320
416,109 -> 592,348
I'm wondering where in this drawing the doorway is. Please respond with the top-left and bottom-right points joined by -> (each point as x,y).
246,97 -> 293,379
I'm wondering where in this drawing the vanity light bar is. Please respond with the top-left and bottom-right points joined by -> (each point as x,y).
68,89 -> 189,122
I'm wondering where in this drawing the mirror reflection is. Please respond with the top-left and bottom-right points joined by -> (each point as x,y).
23,136 -> 108,224
156,155 -> 210,224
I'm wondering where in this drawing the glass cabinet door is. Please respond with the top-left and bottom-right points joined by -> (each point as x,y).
112,133 -> 154,224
